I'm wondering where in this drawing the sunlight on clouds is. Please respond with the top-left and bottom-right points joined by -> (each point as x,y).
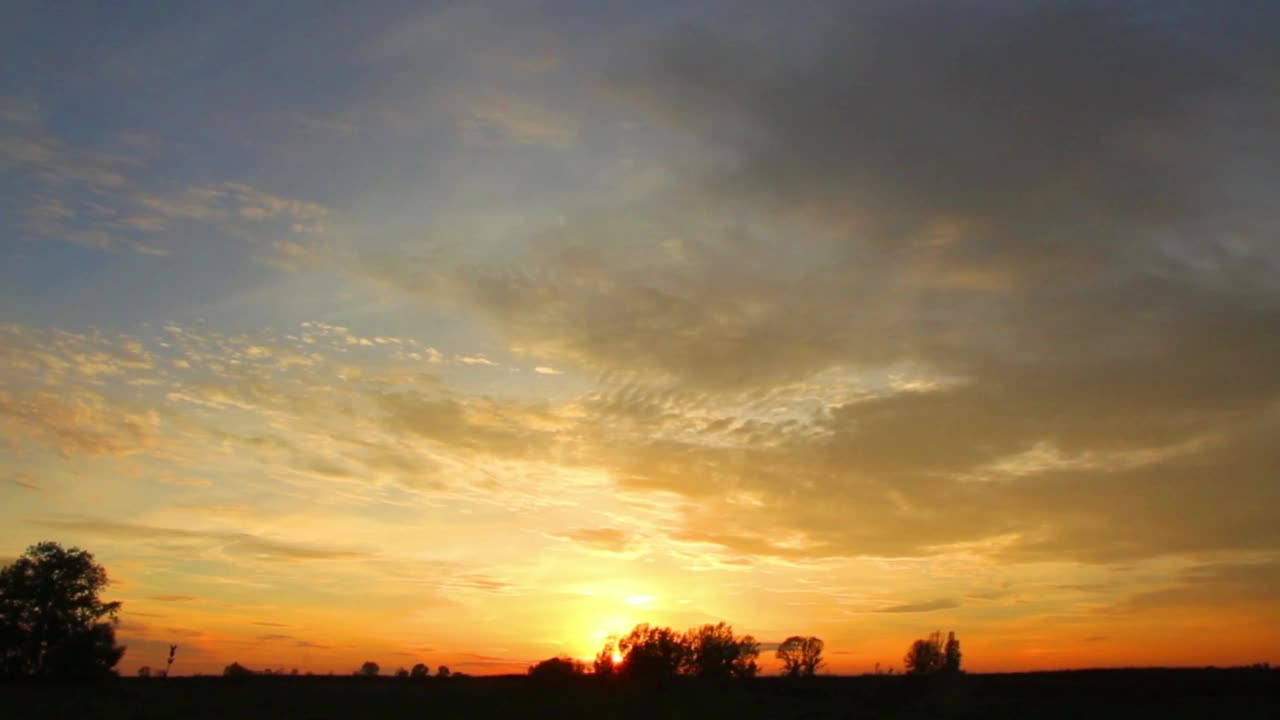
4,310 -> 1277,672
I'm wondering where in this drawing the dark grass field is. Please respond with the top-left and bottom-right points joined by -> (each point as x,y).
6,668 -> 1278,719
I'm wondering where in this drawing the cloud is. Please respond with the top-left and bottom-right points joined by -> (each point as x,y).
1109,559 -> 1280,613
376,392 -> 555,462
872,598 -> 961,614
342,1 -> 1280,567
225,535 -> 372,563
2,102 -> 332,255
534,366 -> 562,375
454,90 -> 577,147
0,97 -> 40,126
137,181 -> 331,236
0,389 -> 159,458
8,1 -> 1280,591
292,640 -> 331,650
10,474 -> 43,492
38,518 -> 373,563
556,527 -> 633,554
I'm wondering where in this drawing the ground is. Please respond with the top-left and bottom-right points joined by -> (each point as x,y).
5,668 -> 1278,719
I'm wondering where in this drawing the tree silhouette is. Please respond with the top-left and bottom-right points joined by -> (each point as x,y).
223,662 -> 254,677
776,636 -> 824,677
137,665 -> 152,678
394,667 -> 409,678
616,623 -> 689,685
593,638 -> 617,677
944,631 -> 962,673
528,656 -> 586,686
410,663 -> 430,678
733,635 -> 761,679
357,661 -> 380,677
683,622 -> 760,680
905,632 -> 942,674
436,665 -> 450,678
0,541 -> 125,679
905,631 -> 962,675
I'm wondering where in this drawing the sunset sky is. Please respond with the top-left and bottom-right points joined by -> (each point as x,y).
2,1 -> 1278,677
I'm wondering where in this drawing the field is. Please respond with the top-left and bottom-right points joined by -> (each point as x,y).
5,668 -> 1278,719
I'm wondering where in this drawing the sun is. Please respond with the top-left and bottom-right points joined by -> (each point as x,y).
611,650 -> 624,664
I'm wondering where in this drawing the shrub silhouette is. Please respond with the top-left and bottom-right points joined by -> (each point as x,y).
223,662 -> 254,677
410,663 -> 430,678
357,661 -> 380,677
777,636 -> 824,677
0,541 -> 125,679
437,665 -> 450,678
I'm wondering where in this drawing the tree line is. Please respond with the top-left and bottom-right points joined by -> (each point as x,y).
2,541 -> 964,681
562,623 -> 825,683
526,622 -> 961,685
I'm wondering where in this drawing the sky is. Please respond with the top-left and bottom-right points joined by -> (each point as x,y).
2,0 -> 1279,676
